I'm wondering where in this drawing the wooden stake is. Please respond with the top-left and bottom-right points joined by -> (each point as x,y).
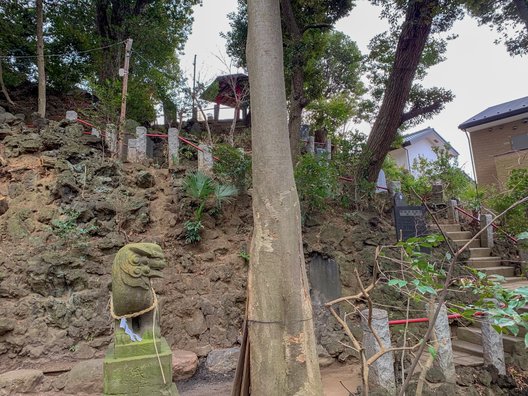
117,38 -> 133,160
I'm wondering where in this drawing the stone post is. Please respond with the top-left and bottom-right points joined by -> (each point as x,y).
480,214 -> 494,249
214,104 -> 220,121
360,309 -> 396,394
428,303 -> 456,384
135,126 -> 147,162
431,181 -> 445,205
198,144 -> 213,174
127,138 -> 138,162
106,124 -> 117,155
482,318 -> 506,374
168,128 -> 180,167
65,110 -> 78,121
308,136 -> 315,154
447,200 -> 459,224
326,139 -> 332,160
388,181 -> 401,196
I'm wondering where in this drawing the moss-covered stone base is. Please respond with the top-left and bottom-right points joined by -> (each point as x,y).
103,337 -> 179,396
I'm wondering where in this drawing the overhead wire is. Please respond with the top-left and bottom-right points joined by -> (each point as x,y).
0,40 -> 126,60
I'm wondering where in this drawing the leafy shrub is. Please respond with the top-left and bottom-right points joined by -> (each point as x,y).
184,220 -> 203,244
294,154 -> 338,214
486,169 -> 528,235
213,144 -> 252,191
383,145 -> 471,203
182,171 -> 237,243
51,210 -> 97,239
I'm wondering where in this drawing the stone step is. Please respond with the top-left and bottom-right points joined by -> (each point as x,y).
477,266 -> 516,277
451,339 -> 484,357
438,223 -> 462,233
467,257 -> 503,268
446,231 -> 473,240
453,239 -> 481,249
457,327 -> 523,354
504,278 -> 528,290
469,247 -> 491,258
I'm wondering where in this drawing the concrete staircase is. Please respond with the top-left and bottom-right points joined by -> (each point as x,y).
437,222 -> 527,366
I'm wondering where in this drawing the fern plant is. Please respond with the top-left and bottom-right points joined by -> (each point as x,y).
182,171 -> 237,243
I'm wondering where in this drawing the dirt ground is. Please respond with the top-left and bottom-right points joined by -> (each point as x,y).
179,364 -> 361,396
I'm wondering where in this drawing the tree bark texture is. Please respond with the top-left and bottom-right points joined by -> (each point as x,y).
280,0 -> 305,166
246,0 -> 323,394
363,0 -> 438,182
36,0 -> 46,118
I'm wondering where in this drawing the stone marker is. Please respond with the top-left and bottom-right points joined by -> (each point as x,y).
481,304 -> 506,375
136,126 -> 147,161
65,110 -> 78,121
447,199 -> 459,224
168,128 -> 180,167
360,308 -> 396,394
480,214 -> 494,249
308,136 -> 315,154
106,124 -> 117,155
103,243 -> 179,396
198,144 -> 213,173
428,303 -> 456,384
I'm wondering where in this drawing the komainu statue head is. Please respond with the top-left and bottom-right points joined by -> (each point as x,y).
111,243 -> 166,318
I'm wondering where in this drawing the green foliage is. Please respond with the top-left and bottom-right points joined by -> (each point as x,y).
384,233 -> 528,346
383,145 -> 471,202
486,169 -> 528,235
294,154 -> 338,214
183,220 -> 203,244
212,144 -> 252,191
306,94 -> 356,136
466,0 -> 528,56
51,210 -> 97,239
239,250 -> 250,263
182,171 -> 237,243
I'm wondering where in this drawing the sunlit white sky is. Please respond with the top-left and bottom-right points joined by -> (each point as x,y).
180,0 -> 528,175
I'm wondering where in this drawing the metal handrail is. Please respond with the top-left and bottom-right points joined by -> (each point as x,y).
454,206 -> 517,244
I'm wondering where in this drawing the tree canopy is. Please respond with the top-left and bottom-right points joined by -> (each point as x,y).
0,0 -> 200,123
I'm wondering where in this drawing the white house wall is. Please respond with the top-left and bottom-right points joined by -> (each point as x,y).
407,139 -> 439,176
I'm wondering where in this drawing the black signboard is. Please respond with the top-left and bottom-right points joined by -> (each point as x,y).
394,205 -> 428,241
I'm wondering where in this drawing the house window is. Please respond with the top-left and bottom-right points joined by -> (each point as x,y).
511,135 -> 528,151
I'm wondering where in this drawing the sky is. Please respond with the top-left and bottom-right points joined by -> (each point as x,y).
180,0 -> 528,175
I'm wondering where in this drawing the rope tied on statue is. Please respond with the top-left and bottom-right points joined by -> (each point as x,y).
108,285 -> 167,385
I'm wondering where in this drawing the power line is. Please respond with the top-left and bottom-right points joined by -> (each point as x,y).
0,40 -> 126,60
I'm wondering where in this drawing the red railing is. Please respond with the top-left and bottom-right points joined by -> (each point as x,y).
388,312 -> 484,326
455,206 -> 517,244
76,118 -> 220,161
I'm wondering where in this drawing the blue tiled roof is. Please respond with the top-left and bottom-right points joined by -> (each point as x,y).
459,96 -> 528,130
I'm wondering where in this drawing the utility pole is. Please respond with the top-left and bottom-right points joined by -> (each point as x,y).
117,38 -> 133,160
192,54 -> 197,120
36,0 -> 46,118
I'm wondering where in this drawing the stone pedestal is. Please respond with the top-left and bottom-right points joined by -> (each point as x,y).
103,337 -> 178,396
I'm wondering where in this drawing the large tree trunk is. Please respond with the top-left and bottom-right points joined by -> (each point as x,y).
362,0 -> 438,182
281,0 -> 305,166
245,0 -> 323,394
36,0 -> 46,118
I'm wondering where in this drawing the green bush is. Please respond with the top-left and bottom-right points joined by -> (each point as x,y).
212,144 -> 252,191
294,154 -> 338,214
486,169 -> 528,235
182,171 -> 238,243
